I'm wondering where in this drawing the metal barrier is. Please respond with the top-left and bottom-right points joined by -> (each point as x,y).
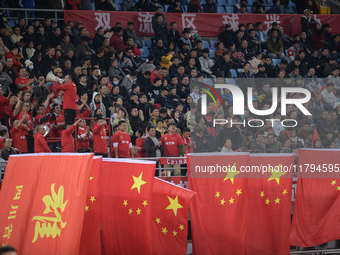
1,8 -> 64,25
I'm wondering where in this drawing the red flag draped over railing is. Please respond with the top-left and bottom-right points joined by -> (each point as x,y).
0,153 -> 93,255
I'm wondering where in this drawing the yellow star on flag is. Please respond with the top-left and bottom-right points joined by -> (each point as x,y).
128,208 -> 133,215
282,189 -> 288,195
166,195 -> 183,216
85,205 -> 89,211
131,172 -> 147,194
179,224 -> 185,231
265,199 -> 270,205
90,177 -> 94,180
143,200 -> 148,207
223,163 -> 239,184
2,244 -> 8,247
155,217 -> 161,224
123,200 -> 128,207
267,164 -> 286,185
229,197 -> 234,204
215,191 -> 220,198
162,227 -> 168,234
275,198 -> 280,204
220,198 -> 225,205
90,196 -> 96,203
236,189 -> 242,196
337,186 -> 340,191
331,180 -> 337,185
172,230 -> 178,236
136,208 -> 141,215
260,191 -> 265,198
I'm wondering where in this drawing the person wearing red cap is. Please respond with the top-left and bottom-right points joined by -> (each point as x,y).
61,118 -> 82,152
54,74 -> 78,127
34,126 -> 51,153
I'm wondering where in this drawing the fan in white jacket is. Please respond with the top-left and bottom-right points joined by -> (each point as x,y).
199,49 -> 215,77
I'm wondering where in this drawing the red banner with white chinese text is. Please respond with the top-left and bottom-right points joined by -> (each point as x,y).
64,10 -> 340,38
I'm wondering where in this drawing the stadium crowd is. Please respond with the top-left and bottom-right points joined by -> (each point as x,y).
0,0 -> 337,176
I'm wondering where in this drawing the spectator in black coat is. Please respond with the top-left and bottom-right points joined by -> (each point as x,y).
152,14 -> 168,47
168,0 -> 184,12
218,24 -> 234,48
91,48 -> 106,74
211,51 -> 232,78
49,27 -> 62,48
168,22 -> 180,46
144,126 -> 163,157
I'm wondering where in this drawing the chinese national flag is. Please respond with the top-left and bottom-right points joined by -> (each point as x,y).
79,156 -> 102,255
312,129 -> 321,148
188,153 -> 250,255
151,178 -> 195,254
100,159 -> 156,255
0,153 -> 93,255
246,154 -> 294,255
290,149 -> 340,247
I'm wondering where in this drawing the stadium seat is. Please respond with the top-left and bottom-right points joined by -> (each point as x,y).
247,0 -> 256,5
202,40 -> 210,49
225,6 -> 233,13
318,78 -> 324,85
227,0 -> 236,5
143,40 -> 152,49
237,68 -> 242,73
140,48 -> 150,59
91,2 -> 95,10
183,5 -> 187,12
217,0 -> 227,6
272,59 -> 281,66
247,6 -> 252,13
263,49 -> 267,54
210,40 -> 218,48
113,3 -> 121,10
225,78 -> 236,85
230,69 -> 237,78
164,5 -> 169,11
209,49 -> 215,59
201,0 -> 206,4
203,78 -> 214,87
217,5 -> 226,13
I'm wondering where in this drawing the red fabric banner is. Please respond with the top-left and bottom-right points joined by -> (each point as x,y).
246,154 -> 294,255
79,156 -> 102,255
100,158 -> 156,255
290,149 -> 340,247
188,153 -> 250,255
0,153 -> 93,255
159,157 -> 187,165
64,10 -> 340,38
151,178 -> 195,254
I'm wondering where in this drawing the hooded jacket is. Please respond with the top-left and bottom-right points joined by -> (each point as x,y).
90,92 -> 106,117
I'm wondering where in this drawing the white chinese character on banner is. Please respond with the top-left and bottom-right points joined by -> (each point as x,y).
264,14 -> 280,32
182,13 -> 197,33
94,13 -> 111,31
313,15 -> 321,25
138,12 -> 154,33
222,14 -> 239,31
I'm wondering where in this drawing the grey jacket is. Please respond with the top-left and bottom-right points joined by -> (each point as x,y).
108,66 -> 126,81
199,56 -> 214,74
0,71 -> 13,95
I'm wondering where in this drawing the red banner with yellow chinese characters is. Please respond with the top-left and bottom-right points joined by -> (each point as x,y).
100,158 -> 156,255
64,10 -> 340,38
79,156 -> 102,255
246,154 -> 293,255
0,153 -> 93,255
151,178 -> 195,254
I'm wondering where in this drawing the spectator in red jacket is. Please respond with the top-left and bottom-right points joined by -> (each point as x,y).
150,66 -> 162,84
61,118 -> 82,152
123,37 -> 141,57
5,46 -> 22,73
4,94 -> 21,129
34,126 -> 52,153
55,74 -> 78,127
93,115 -> 109,157
112,119 -> 133,158
77,119 -> 93,152
160,122 -> 184,176
15,67 -> 35,92
110,27 -> 124,50
0,87 -> 9,121
10,115 -> 28,153
66,0 -> 81,10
